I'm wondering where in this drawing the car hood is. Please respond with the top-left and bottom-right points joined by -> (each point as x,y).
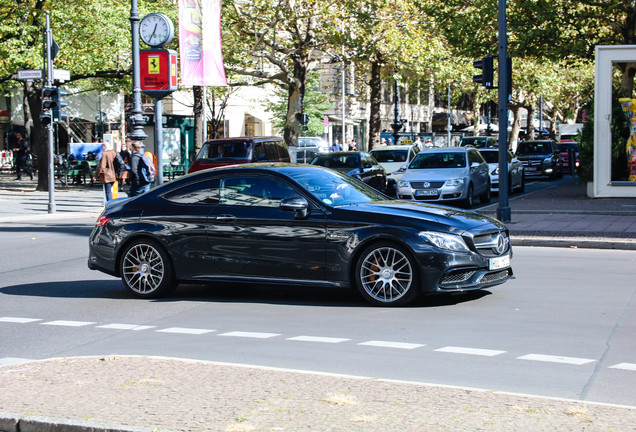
378,162 -> 405,174
342,200 -> 506,233
516,154 -> 550,160
401,168 -> 468,181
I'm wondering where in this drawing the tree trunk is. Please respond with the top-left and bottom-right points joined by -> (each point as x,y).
368,59 -> 382,151
526,103 -> 536,139
508,103 -> 523,152
25,82 -> 48,191
193,86 -> 205,156
283,57 -> 307,148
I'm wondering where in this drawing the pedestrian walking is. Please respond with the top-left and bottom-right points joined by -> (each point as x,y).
93,143 -> 119,202
12,132 -> 33,181
128,141 -> 155,197
118,141 -> 132,190
330,139 -> 343,152
349,139 -> 358,151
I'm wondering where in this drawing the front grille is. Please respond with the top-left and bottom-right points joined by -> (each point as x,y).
479,269 -> 512,284
409,181 -> 444,189
473,231 -> 510,257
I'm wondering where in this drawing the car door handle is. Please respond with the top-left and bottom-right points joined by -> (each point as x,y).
214,215 -> 236,222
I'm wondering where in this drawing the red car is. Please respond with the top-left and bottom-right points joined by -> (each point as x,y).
556,141 -> 580,174
188,137 -> 291,174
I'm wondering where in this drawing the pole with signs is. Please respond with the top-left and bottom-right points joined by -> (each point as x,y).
140,49 -> 178,184
497,0 -> 511,223
45,12 -> 56,214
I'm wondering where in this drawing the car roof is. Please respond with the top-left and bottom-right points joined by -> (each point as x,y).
371,145 -> 413,151
418,146 -> 470,153
203,136 -> 282,144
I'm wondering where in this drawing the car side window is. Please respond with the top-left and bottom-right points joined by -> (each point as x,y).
221,176 -> 299,207
468,150 -> 484,165
264,142 -> 279,160
253,143 -> 266,161
162,179 -> 221,205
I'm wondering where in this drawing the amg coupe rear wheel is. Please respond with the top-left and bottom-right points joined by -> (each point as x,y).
120,239 -> 175,298
355,242 -> 419,306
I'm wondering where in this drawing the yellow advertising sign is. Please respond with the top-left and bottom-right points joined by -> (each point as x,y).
148,55 -> 160,74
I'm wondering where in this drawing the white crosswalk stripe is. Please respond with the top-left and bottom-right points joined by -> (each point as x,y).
40,320 -> 96,327
517,354 -> 595,365
358,341 -> 424,350
220,331 -> 280,339
288,336 -> 350,343
435,346 -> 506,356
156,327 -> 215,335
0,317 -> 41,323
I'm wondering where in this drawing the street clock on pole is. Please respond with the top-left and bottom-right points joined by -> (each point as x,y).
140,13 -> 174,48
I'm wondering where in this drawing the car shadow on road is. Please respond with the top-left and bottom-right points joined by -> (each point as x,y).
1,280 -> 492,308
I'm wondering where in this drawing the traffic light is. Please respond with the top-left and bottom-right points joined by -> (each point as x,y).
40,86 -> 56,126
473,55 -> 495,89
52,88 -> 68,122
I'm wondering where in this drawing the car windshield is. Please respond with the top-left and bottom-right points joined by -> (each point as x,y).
556,143 -> 579,152
408,152 -> 466,169
310,153 -> 360,169
517,142 -> 552,155
459,138 -> 486,147
370,149 -> 408,163
285,168 -> 386,206
197,141 -> 252,161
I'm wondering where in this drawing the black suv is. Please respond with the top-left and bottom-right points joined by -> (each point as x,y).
458,136 -> 498,148
515,140 -> 563,179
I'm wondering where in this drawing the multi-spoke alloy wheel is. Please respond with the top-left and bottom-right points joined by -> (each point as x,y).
120,239 -> 175,298
356,242 -> 419,306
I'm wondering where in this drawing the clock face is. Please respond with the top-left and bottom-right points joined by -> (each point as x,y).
140,13 -> 174,47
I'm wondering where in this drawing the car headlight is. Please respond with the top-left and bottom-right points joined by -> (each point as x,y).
419,231 -> 470,252
543,157 -> 552,164
398,180 -> 410,188
444,178 -> 464,187
491,167 -> 499,175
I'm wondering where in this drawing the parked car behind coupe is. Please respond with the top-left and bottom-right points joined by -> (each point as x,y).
478,148 -> 525,194
396,147 -> 491,208
310,151 -> 387,192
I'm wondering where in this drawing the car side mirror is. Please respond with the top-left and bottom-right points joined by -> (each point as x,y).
470,162 -> 481,169
363,162 -> 372,169
280,197 -> 309,219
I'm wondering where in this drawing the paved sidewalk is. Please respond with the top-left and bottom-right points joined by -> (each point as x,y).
2,174 -> 636,432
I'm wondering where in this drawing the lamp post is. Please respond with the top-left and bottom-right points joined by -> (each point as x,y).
391,78 -> 402,145
496,0 -> 511,223
129,0 -> 147,142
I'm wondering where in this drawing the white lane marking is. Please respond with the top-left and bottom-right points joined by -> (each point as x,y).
0,317 -> 41,323
358,340 -> 425,350
219,331 -> 280,339
40,320 -> 96,327
517,354 -> 595,365
156,327 -> 215,335
288,336 -> 350,344
609,363 -> 636,371
97,324 -> 156,331
435,346 -> 506,357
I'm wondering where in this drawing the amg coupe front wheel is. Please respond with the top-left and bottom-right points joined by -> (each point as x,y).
355,242 -> 420,306
119,239 -> 176,298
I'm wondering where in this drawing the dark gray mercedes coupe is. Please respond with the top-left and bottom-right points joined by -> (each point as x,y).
88,163 -> 513,306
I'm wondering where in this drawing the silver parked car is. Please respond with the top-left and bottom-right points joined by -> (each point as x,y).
370,144 -> 421,196
397,147 -> 491,208
478,148 -> 525,194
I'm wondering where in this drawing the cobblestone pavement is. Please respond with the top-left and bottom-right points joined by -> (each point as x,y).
0,356 -> 635,432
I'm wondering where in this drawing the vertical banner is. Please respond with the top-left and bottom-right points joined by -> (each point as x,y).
179,0 -> 227,86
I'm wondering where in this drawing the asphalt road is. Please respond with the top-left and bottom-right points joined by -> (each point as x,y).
1,217 -> 635,407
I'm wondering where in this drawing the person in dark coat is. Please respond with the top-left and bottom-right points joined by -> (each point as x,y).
12,132 -> 33,181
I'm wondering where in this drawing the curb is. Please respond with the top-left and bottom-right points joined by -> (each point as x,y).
511,236 -> 636,250
0,412 -> 163,432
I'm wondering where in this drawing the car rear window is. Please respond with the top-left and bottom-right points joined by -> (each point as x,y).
196,140 -> 253,161
370,150 -> 408,163
311,154 -> 360,169
556,143 -> 579,152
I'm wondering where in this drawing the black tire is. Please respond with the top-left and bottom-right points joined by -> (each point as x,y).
355,242 -> 420,306
462,184 -> 474,208
480,181 -> 491,204
119,238 -> 176,299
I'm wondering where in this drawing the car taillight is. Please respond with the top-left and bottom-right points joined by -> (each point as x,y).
95,215 -> 110,227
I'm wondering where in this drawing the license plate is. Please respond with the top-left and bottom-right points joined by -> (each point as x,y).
489,254 -> 510,270
415,189 -> 438,196
524,166 -> 538,171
